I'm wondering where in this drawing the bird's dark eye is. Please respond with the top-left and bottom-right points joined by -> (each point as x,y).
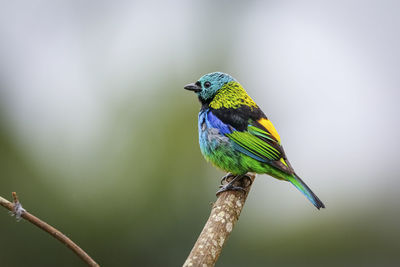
204,81 -> 211,88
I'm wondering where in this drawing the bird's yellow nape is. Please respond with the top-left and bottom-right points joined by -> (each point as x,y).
209,81 -> 257,109
258,118 -> 281,144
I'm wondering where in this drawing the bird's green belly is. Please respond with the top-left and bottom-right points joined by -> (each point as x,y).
202,142 -> 287,179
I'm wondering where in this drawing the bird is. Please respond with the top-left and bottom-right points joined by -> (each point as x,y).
184,72 -> 325,209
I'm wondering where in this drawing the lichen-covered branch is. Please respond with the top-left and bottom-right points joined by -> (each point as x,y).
183,173 -> 256,267
0,192 -> 99,267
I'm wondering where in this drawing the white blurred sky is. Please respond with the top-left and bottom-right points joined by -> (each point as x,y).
0,0 -> 399,212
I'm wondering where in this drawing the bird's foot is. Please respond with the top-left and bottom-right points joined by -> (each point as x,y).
220,173 -> 236,185
216,174 -> 253,196
240,174 -> 253,188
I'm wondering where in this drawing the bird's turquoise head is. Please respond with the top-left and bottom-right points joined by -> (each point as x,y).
184,72 -> 236,103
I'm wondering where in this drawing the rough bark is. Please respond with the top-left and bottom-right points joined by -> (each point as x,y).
183,173 -> 256,267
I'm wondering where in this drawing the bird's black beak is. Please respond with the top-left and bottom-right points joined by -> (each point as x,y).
184,83 -> 202,93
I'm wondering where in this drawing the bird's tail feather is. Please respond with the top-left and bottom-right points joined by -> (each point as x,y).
287,174 -> 325,209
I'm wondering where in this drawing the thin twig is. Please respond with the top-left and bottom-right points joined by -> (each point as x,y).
0,192 -> 99,267
183,173 -> 256,267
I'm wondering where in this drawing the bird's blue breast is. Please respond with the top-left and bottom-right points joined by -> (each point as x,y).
198,109 -> 233,157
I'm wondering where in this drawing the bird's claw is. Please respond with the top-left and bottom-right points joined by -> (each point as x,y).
241,174 -> 253,187
216,174 -> 253,196
220,173 -> 235,185
216,184 -> 246,195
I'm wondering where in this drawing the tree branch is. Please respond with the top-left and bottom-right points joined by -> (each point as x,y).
183,173 -> 256,267
0,192 -> 99,267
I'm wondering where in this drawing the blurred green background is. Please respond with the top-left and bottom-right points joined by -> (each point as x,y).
1,1 -> 399,266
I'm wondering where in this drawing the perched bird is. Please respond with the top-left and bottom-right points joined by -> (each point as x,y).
184,72 -> 325,209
